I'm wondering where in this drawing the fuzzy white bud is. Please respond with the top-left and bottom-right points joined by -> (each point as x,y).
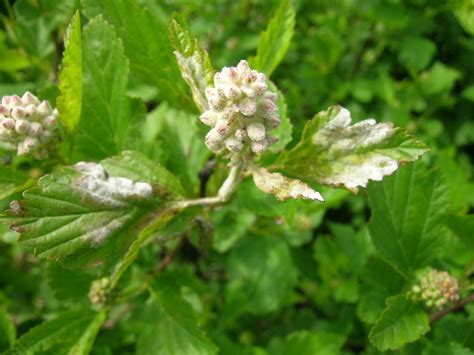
247,122 -> 266,142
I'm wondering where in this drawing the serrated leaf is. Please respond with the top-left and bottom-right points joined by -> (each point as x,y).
367,162 -> 448,277
0,165 -> 31,200
445,215 -> 474,253
168,19 -> 214,113
251,166 -> 324,202
274,331 -> 346,355
357,257 -> 406,324
0,151 -> 181,269
0,308 -> 15,352
276,106 -> 428,192
433,315 -> 474,349
369,294 -> 429,351
82,0 -> 192,108
398,36 -> 436,72
137,282 -> 218,355
5,309 -> 105,355
73,17 -> 146,160
249,0 -> 295,76
57,11 -> 82,136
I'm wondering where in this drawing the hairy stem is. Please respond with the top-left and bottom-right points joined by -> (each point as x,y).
429,293 -> 474,323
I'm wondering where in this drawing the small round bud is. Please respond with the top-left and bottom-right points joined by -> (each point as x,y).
2,117 -> 15,130
225,137 -> 244,153
199,110 -> 219,126
29,122 -> 43,136
247,122 -> 266,142
0,105 -> 10,115
11,107 -> 25,119
235,128 -> 247,141
43,115 -> 57,129
24,104 -> 37,118
21,92 -> 39,106
223,84 -> 241,100
1,96 -> 11,106
215,119 -> 233,135
9,95 -> 22,108
15,119 -> 29,134
37,101 -> 52,116
239,98 -> 257,116
251,139 -> 268,153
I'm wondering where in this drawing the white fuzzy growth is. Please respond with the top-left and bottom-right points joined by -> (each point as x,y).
82,215 -> 131,247
252,167 -> 324,202
74,162 -> 154,205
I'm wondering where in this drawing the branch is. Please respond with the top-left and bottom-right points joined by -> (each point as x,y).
429,293 -> 474,323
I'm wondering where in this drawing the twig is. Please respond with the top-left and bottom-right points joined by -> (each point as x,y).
429,293 -> 474,323
156,236 -> 187,273
198,158 -> 216,197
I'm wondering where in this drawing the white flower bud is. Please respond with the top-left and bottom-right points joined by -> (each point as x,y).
15,119 -> 29,134
235,128 -> 247,141
21,92 -> 39,106
239,98 -> 257,116
258,99 -> 277,117
17,141 -> 30,155
247,122 -> 266,141
225,137 -> 244,153
252,82 -> 267,94
199,110 -> 219,126
12,107 -> 26,119
2,117 -> 15,130
251,139 -> 268,153
205,129 -> 224,152
9,95 -> 22,108
24,104 -> 37,119
29,122 -> 43,136
0,105 -> 10,116
43,115 -> 57,129
1,96 -> 11,106
265,114 -> 281,128
263,92 -> 278,102
37,101 -> 52,116
222,67 -> 239,82
215,118 -> 233,135
223,84 -> 241,100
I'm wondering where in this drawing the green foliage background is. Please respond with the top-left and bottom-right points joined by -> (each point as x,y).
1,0 -> 474,354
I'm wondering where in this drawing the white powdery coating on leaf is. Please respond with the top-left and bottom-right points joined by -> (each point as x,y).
81,215 -> 131,247
74,162 -> 153,206
252,166 -> 324,202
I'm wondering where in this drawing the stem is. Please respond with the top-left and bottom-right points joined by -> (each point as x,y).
429,293 -> 474,323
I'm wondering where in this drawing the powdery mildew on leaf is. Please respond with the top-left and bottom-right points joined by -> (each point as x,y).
277,106 -> 428,192
75,162 -> 152,208
252,166 -> 324,202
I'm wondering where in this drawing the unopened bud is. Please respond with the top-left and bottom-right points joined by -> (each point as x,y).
37,101 -> 52,116
223,84 -> 241,100
11,107 -> 25,119
15,119 -> 29,134
29,122 -> 43,136
21,92 -> 39,106
24,104 -> 37,118
199,110 -> 218,126
9,95 -> 22,108
1,96 -> 11,106
2,117 -> 15,130
0,105 -> 10,115
240,98 -> 257,116
43,115 -> 57,129
247,122 -> 266,141
251,139 -> 268,153
225,137 -> 244,152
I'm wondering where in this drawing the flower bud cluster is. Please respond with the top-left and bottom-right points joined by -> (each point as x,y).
75,162 -> 153,204
200,60 -> 280,157
88,277 -> 111,308
411,269 -> 460,309
0,92 -> 59,159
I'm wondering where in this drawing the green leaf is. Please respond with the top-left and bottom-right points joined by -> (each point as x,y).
0,165 -> 31,200
226,234 -> 297,314
168,19 -> 214,113
5,309 -> 105,355
1,151 -> 181,269
398,36 -> 436,72
251,166 -> 324,202
142,103 -> 209,196
249,0 -> 295,77
276,106 -> 428,193
57,11 -> 82,136
46,263 -> 94,304
420,62 -> 461,95
271,331 -> 346,355
0,308 -> 15,352
73,16 -> 145,160
446,215 -> 474,253
454,0 -> 474,36
137,282 -> 218,355
82,0 -> 191,108
357,257 -> 406,324
433,315 -> 474,350
367,162 -> 448,277
369,294 -> 430,351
